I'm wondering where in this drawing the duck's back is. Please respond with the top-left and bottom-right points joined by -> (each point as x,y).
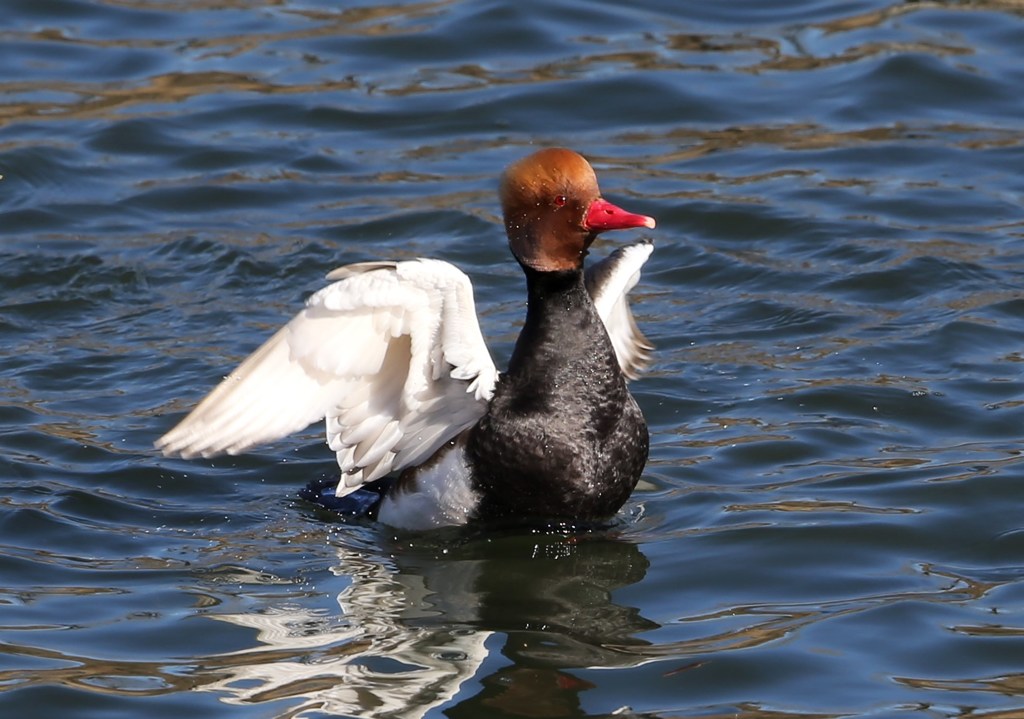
465,270 -> 649,522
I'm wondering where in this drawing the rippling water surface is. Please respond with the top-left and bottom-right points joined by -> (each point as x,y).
3,1 -> 1024,717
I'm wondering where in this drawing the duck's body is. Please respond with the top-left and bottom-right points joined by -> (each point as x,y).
157,148 -> 656,530
466,267 -> 647,520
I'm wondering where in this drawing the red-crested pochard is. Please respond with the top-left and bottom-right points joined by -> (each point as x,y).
157,148 -> 657,530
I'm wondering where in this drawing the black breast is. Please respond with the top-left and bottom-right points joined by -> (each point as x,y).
466,268 -> 649,523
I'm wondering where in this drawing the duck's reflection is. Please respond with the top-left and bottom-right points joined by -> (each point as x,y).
194,529 -> 655,718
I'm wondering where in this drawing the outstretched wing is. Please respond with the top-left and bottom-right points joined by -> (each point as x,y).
156,259 -> 498,496
586,239 -> 655,380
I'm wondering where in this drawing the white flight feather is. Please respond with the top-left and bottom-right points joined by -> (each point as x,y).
586,239 -> 655,380
156,259 -> 498,496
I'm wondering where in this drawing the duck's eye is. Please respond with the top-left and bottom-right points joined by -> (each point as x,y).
553,195 -> 567,207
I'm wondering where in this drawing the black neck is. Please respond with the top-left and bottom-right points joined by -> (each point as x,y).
506,268 -> 599,378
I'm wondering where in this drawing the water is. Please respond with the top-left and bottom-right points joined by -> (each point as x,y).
2,1 -> 1024,717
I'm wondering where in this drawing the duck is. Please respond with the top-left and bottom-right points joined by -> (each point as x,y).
156,148 -> 657,530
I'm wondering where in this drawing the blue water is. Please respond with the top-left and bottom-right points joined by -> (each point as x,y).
3,1 -> 1024,717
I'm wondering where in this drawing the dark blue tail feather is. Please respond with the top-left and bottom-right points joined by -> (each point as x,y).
298,475 -> 391,518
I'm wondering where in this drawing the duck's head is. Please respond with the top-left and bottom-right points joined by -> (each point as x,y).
499,148 -> 655,273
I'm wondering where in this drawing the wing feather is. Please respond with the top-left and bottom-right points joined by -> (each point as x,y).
156,259 -> 497,495
586,239 -> 655,380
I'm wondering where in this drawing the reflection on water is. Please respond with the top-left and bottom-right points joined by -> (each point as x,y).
193,532 -> 654,718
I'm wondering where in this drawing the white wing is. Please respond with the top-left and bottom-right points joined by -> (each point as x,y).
586,239 -> 654,380
156,259 -> 498,496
